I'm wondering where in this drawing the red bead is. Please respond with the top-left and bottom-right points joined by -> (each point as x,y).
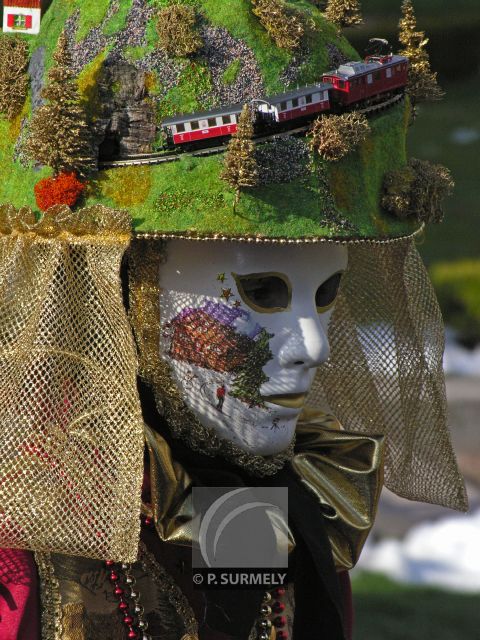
273,601 -> 285,612
277,632 -> 288,639
274,587 -> 286,597
127,632 -> 137,639
114,587 -> 124,596
123,615 -> 134,625
118,601 -> 128,611
274,616 -> 287,628
144,516 -> 153,526
109,571 -> 119,582
105,560 -> 115,567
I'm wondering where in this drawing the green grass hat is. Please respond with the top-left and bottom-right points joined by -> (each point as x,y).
0,0 -> 451,242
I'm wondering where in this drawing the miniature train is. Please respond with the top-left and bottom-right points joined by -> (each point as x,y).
162,54 -> 408,150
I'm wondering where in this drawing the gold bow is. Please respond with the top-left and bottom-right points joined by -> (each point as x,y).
293,410 -> 384,569
145,409 -> 384,571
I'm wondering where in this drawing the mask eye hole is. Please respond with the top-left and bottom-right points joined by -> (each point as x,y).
316,272 -> 343,313
233,273 -> 291,313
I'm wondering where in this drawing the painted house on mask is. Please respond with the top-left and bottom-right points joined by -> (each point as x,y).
3,0 -> 41,35
166,303 -> 253,373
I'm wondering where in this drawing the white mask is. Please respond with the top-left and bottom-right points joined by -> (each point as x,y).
159,240 -> 348,456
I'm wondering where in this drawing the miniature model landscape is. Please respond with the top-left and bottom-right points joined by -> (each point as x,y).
0,0 -> 451,239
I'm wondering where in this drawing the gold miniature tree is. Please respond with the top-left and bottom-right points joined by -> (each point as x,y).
156,4 -> 203,57
383,158 -> 454,223
0,35 -> 29,120
310,112 -> 370,161
251,0 -> 305,51
325,0 -> 363,29
221,104 -> 259,208
399,0 -> 444,103
25,32 -> 93,176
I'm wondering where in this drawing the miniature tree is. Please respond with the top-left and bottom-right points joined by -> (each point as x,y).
0,35 -> 29,120
251,0 -> 305,51
381,165 -> 415,217
221,104 -> 259,207
231,328 -> 273,407
310,112 -> 370,161
25,32 -> 93,176
382,158 -> 454,223
325,0 -> 363,29
156,4 -> 202,57
398,0 -> 443,103
34,172 -> 86,211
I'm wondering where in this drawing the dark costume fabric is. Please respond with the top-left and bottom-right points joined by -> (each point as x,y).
0,551 -> 353,640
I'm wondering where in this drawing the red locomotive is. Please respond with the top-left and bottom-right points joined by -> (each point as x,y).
323,55 -> 408,108
161,54 -> 408,150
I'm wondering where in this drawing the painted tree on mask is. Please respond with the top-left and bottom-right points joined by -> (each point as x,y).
230,327 -> 273,407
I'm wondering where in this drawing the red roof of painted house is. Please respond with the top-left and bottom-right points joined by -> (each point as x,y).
3,0 -> 41,8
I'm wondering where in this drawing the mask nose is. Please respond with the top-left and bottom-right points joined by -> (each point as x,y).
277,316 -> 330,369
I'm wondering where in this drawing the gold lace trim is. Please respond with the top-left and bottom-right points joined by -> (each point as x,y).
134,224 -> 424,245
0,203 -> 130,242
35,551 -> 62,640
128,238 -> 295,477
138,542 -> 199,638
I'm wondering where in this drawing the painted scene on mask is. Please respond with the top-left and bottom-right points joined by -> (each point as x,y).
158,269 -> 306,450
163,299 -> 274,413
157,245 -> 348,455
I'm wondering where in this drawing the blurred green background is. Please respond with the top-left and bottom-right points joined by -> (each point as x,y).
349,2 -> 480,637
353,572 -> 480,640
349,0 -> 480,346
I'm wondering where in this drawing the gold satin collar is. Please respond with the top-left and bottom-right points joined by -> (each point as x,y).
145,408 -> 384,571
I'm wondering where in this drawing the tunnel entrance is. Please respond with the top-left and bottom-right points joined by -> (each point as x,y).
98,133 -> 121,161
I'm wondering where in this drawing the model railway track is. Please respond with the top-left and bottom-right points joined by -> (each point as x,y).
99,94 -> 404,169
359,91 -> 404,115
98,125 -> 310,168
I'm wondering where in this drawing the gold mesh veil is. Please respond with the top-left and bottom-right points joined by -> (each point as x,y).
310,237 -> 467,511
0,205 -> 144,561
